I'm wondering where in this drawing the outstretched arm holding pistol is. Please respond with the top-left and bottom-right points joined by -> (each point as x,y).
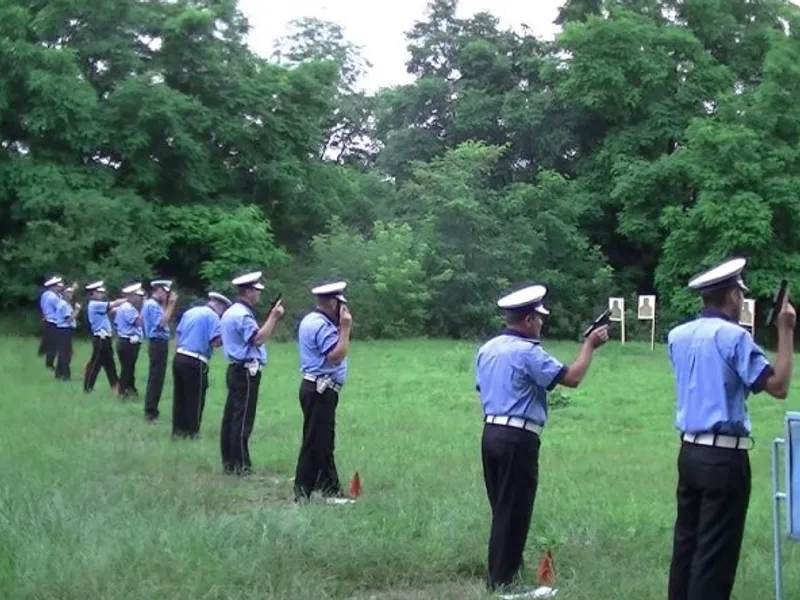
764,286 -> 795,399
253,298 -> 285,346
159,291 -> 179,327
560,322 -> 608,388
326,303 -> 352,365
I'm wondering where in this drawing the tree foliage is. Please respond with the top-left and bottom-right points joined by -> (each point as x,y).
3,0 -> 800,342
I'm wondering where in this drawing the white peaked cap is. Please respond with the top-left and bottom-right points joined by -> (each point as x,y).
311,281 -> 347,296
208,292 -> 232,307
122,282 -> 142,294
151,279 -> 173,290
231,271 -> 265,290
497,285 -> 550,315
135,289 -> 145,296
85,281 -> 104,291
688,257 -> 749,293
44,276 -> 63,287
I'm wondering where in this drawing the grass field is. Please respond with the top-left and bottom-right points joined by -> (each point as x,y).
1,335 -> 799,600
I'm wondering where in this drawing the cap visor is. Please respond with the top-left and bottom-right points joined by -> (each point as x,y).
535,306 -> 550,315
253,283 -> 265,290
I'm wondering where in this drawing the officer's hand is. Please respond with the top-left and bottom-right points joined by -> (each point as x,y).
586,325 -> 609,348
169,292 -> 178,305
778,295 -> 796,330
75,302 -> 82,311
339,304 -> 353,328
269,299 -> 285,320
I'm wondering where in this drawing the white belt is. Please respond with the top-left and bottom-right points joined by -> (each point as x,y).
177,348 -> 208,364
485,415 -> 543,435
94,330 -> 111,339
229,360 -> 263,373
682,432 -> 752,451
303,373 -> 342,393
120,336 -> 140,344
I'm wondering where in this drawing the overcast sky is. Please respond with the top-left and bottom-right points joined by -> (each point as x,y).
237,0 -> 564,92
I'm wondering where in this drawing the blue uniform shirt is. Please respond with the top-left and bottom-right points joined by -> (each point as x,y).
298,310 -> 347,385
114,302 -> 142,339
54,298 -> 74,329
220,301 -> 266,365
475,330 -> 568,426
142,298 -> 170,340
667,309 -> 773,436
40,290 -> 60,324
176,305 -> 222,359
87,300 -> 113,336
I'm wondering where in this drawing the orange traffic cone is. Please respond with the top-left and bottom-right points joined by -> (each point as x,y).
537,550 -> 555,586
349,471 -> 362,498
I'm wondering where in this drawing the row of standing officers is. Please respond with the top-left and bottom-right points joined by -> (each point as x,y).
37,271 -> 354,504
35,257 -> 792,599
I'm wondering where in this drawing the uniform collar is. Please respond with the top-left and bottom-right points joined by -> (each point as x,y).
699,308 -> 735,323
314,308 -> 338,326
235,298 -> 255,316
502,329 -> 541,343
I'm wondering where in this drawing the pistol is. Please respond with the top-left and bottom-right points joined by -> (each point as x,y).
583,309 -> 611,339
766,279 -> 789,327
267,293 -> 282,314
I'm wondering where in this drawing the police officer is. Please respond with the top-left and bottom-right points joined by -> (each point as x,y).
219,271 -> 284,476
172,291 -> 231,439
36,282 -> 47,357
64,285 -> 79,360
39,275 -> 65,370
83,281 -> 126,394
142,279 -> 178,422
475,284 -> 608,594
115,283 -> 145,399
52,285 -> 81,381
666,257 -> 795,600
293,281 -> 353,504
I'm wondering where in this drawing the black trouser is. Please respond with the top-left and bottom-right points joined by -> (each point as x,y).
172,353 -> 209,438
294,379 -> 342,500
44,322 -> 57,369
53,327 -> 72,380
144,339 -> 169,420
116,338 -> 141,398
84,336 -> 119,392
220,363 -> 262,474
481,423 -> 540,591
37,320 -> 46,356
668,441 -> 751,600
